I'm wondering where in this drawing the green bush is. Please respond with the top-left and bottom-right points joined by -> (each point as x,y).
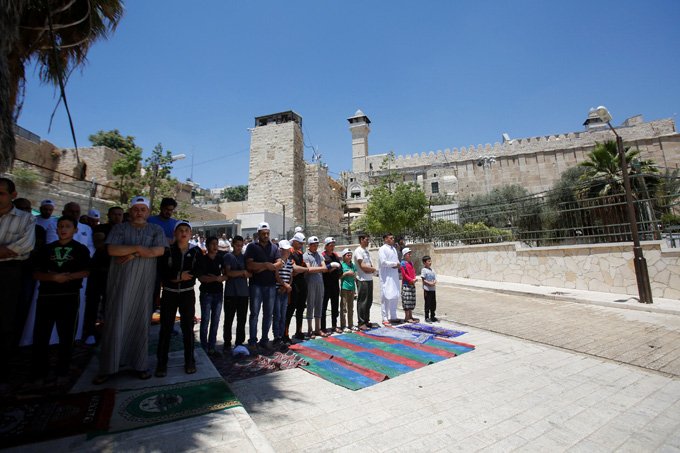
12,167 -> 40,187
661,213 -> 680,226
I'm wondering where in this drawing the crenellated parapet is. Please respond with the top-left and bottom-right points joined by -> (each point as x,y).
363,118 -> 676,171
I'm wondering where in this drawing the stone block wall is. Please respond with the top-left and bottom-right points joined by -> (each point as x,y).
248,121 -> 304,223
304,163 -> 343,229
431,242 -> 680,299
354,118 -> 680,201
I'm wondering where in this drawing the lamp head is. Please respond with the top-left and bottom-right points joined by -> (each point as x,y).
595,106 -> 612,123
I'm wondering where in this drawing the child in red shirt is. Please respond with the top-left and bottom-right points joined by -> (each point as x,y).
400,247 -> 418,323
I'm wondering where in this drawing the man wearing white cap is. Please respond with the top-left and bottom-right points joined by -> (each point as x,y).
93,196 -> 166,384
321,237 -> 342,333
86,208 -> 101,228
36,199 -> 57,232
303,236 -> 339,338
284,232 -> 308,343
244,221 -> 282,350
379,233 -> 400,326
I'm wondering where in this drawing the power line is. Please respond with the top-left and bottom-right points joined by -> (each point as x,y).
173,148 -> 249,170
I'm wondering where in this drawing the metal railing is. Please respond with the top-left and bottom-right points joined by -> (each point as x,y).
402,171 -> 680,248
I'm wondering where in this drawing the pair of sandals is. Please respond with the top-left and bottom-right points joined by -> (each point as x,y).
310,330 -> 329,339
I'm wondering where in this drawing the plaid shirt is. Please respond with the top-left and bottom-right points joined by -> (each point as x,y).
0,207 -> 35,261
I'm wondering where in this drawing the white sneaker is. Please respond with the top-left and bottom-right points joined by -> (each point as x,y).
85,335 -> 96,345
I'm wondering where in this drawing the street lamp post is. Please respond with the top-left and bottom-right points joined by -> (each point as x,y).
595,106 -> 653,304
274,198 -> 286,239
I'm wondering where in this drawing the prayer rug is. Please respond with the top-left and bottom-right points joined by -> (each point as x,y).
224,351 -> 308,382
98,378 -> 240,436
290,332 -> 476,391
363,326 -> 433,343
0,389 -> 115,447
397,323 -> 466,338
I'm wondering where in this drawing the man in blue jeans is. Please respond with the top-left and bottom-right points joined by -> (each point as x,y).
244,222 -> 282,352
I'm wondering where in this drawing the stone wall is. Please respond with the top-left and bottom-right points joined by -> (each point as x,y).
353,117 -> 680,201
248,120 -> 305,223
305,163 -> 344,229
430,241 -> 680,299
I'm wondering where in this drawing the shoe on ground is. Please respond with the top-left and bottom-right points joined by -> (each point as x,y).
293,332 -> 305,340
425,318 -> 433,323
258,341 -> 271,352
283,336 -> 292,345
155,367 -> 167,378
431,317 -> 439,322
84,335 -> 96,346
343,327 -> 352,333
272,338 -> 282,347
208,348 -> 222,358
334,327 -> 343,334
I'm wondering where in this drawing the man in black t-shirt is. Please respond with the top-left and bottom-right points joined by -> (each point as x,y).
244,222 -> 281,350
32,216 -> 90,378
321,237 -> 342,333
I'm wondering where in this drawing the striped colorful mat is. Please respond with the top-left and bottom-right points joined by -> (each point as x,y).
289,332 -> 475,390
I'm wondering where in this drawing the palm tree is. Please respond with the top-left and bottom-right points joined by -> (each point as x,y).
1,0 -> 124,172
578,141 -> 656,198
578,140 -> 658,241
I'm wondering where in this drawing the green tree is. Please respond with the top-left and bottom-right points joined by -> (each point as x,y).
1,1 -> 124,171
89,129 -> 142,203
656,168 -> 680,218
362,182 -> 428,235
460,184 -> 532,228
142,143 -> 181,213
222,185 -> 248,201
578,141 -> 657,198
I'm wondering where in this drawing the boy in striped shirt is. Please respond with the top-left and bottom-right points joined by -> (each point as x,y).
273,240 -> 295,348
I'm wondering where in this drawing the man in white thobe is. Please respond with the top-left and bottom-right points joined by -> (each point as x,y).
379,233 -> 400,324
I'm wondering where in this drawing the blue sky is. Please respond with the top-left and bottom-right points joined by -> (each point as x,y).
16,1 -> 680,188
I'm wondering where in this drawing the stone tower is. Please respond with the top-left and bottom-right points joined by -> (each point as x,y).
348,110 -> 371,173
248,111 -> 305,224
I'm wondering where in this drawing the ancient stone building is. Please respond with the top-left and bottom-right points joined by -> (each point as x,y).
246,111 -> 344,233
345,110 -> 680,212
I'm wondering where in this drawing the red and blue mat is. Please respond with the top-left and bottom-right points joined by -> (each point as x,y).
289,331 -> 475,390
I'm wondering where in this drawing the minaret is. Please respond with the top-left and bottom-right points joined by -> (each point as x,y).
347,110 -> 371,173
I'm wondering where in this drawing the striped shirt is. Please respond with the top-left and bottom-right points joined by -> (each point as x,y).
276,258 -> 294,289
0,207 -> 35,262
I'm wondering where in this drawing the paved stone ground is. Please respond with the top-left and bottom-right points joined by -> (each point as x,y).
427,284 -> 680,377
231,290 -> 680,452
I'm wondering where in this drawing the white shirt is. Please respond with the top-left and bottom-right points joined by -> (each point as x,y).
35,215 -> 57,232
218,238 -> 231,252
353,245 -> 374,281
378,243 -> 400,300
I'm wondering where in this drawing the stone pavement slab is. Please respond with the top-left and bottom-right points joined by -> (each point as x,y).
397,281 -> 680,378
437,275 -> 680,316
230,303 -> 680,452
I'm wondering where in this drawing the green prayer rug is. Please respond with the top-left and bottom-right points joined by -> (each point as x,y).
96,378 -> 240,436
